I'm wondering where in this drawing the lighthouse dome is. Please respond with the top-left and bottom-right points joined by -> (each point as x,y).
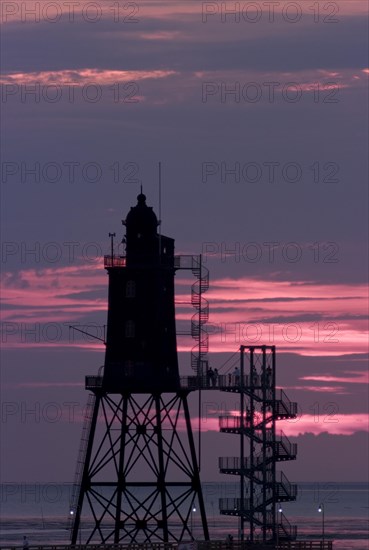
125,193 -> 158,236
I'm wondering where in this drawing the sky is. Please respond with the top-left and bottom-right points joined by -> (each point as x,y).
1,0 -> 368,490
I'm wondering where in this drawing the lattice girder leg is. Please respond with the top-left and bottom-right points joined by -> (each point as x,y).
71,391 -> 209,543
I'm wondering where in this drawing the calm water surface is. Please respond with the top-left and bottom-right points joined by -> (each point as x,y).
0,483 -> 368,549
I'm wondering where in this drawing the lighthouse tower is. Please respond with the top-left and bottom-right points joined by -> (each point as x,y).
69,194 -> 209,544
104,192 -> 180,393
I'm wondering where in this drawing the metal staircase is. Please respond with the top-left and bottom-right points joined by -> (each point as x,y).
68,394 -> 96,531
218,346 -> 298,544
190,256 -> 209,374
172,254 -> 209,375
278,512 -> 298,540
275,431 -> 298,461
274,389 -> 298,418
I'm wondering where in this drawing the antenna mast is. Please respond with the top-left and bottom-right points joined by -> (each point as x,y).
158,161 -> 162,257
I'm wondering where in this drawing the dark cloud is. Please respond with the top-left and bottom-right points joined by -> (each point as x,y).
57,289 -> 105,300
2,16 -> 367,72
2,271 -> 30,288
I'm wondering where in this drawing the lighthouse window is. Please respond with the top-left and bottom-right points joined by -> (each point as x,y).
125,320 -> 135,338
126,280 -> 136,297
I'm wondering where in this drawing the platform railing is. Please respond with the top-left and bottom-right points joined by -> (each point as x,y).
0,543 -> 333,550
84,375 -> 298,412
104,255 -> 126,268
275,390 -> 298,418
85,375 -> 267,393
277,543 -> 333,549
219,456 -> 248,470
219,497 -> 250,514
85,374 -> 253,391
103,254 -> 203,269
85,375 -> 103,389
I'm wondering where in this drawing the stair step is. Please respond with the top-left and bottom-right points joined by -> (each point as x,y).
69,394 -> 96,531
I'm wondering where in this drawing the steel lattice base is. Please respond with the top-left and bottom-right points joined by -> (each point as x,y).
71,392 -> 209,544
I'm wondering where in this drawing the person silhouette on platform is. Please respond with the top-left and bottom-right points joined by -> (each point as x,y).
233,366 -> 240,385
252,365 -> 258,386
23,536 -> 29,550
226,533 -> 233,548
266,365 -> 272,386
207,367 -> 214,387
213,368 -> 219,386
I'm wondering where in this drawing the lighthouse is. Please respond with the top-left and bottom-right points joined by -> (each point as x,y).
103,192 -> 180,393
69,194 -> 209,544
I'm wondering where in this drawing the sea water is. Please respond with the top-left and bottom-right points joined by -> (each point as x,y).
0,483 -> 368,549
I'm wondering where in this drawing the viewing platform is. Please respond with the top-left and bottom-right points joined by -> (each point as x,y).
85,374 -> 296,401
103,254 -> 203,270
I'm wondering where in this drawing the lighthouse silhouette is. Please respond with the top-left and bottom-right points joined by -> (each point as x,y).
104,192 -> 180,393
69,193 -> 209,544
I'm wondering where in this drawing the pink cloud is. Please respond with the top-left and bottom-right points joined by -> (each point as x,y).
2,266 -> 367,356
18,381 -> 84,388
1,263 -> 109,348
301,372 -> 369,384
0,67 -> 365,110
138,31 -> 185,41
0,69 -> 178,86
1,262 -> 105,315
280,414 -> 369,436
285,385 -> 349,394
194,414 -> 369,436
2,341 -> 105,351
